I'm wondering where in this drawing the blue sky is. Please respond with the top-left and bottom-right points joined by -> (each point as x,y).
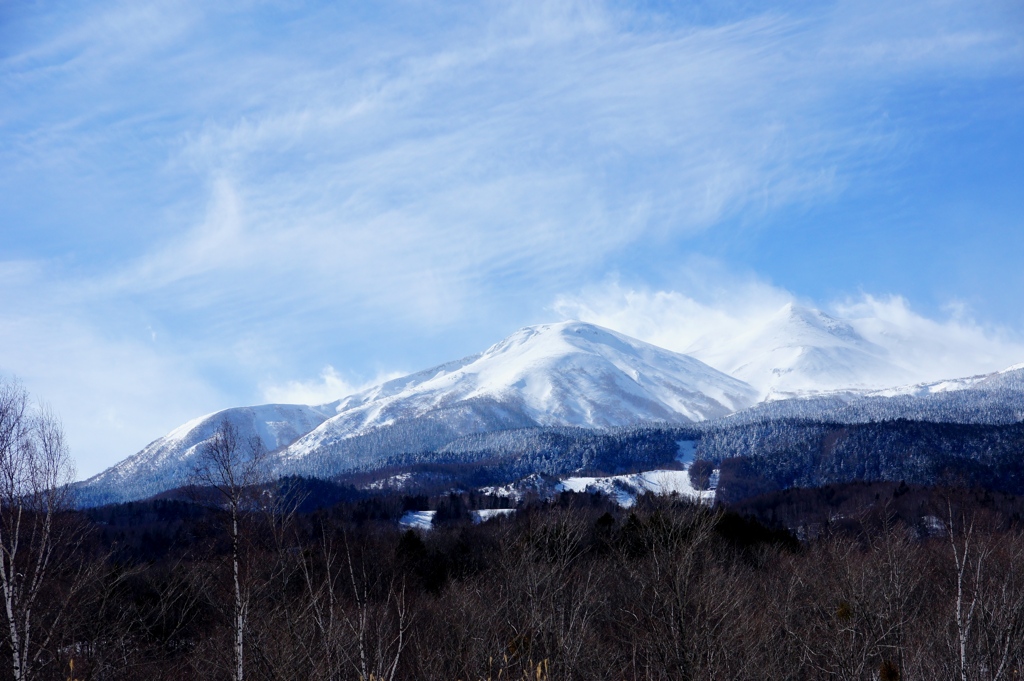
2,0 -> 1023,477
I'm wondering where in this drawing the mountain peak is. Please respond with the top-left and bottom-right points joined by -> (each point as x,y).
688,304 -> 909,397
480,320 -> 665,367
76,320 -> 761,505
767,304 -> 864,347
277,321 -> 758,467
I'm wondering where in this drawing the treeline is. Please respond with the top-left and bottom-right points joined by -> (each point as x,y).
288,377 -> 1024,484
17,490 -> 1024,681
292,376 -> 1024,484
372,425 -> 689,483
727,386 -> 1024,426
296,422 -> 691,484
706,420 -> 1024,501
288,397 -> 541,479
76,416 -> 1024,512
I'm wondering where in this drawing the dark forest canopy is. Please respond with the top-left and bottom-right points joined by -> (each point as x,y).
23,487 -> 1024,680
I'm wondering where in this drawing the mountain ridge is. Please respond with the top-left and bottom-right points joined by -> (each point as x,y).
77,321 -> 756,505
76,316 -> 1023,507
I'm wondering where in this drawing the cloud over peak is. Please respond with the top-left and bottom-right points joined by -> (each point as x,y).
555,277 -> 1024,393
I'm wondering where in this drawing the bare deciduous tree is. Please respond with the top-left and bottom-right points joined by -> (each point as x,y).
191,419 -> 268,681
939,505 -> 1024,681
0,378 -> 80,681
287,525 -> 411,681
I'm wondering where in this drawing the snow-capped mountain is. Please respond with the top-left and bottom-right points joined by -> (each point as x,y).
280,320 -> 758,469
77,404 -> 332,506
76,316 -> 1022,507
687,303 -> 912,398
869,362 -> 1024,397
77,321 -> 756,505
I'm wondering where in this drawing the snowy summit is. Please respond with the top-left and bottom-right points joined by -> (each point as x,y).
688,303 -> 911,398
283,320 -> 758,463
78,321 -> 756,504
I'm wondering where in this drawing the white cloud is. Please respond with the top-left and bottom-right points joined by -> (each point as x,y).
835,294 -> 1024,380
554,275 -> 1024,385
260,366 -> 405,406
552,270 -> 797,354
108,176 -> 248,292
97,0 -> 967,327
9,0 -> 1020,337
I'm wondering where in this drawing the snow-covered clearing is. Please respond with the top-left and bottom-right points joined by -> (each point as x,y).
557,468 -> 714,508
398,510 -> 436,530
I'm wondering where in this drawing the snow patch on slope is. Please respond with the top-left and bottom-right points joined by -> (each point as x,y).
398,510 -> 435,530
474,509 -> 515,523
481,463 -> 716,508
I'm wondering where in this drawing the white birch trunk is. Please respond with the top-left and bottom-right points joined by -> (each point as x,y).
233,506 -> 244,681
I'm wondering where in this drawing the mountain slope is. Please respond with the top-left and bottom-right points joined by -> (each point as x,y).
78,322 -> 757,504
77,404 -> 331,506
869,362 -> 1024,397
75,317 -> 1023,507
723,361 -> 1024,426
279,321 -> 758,471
